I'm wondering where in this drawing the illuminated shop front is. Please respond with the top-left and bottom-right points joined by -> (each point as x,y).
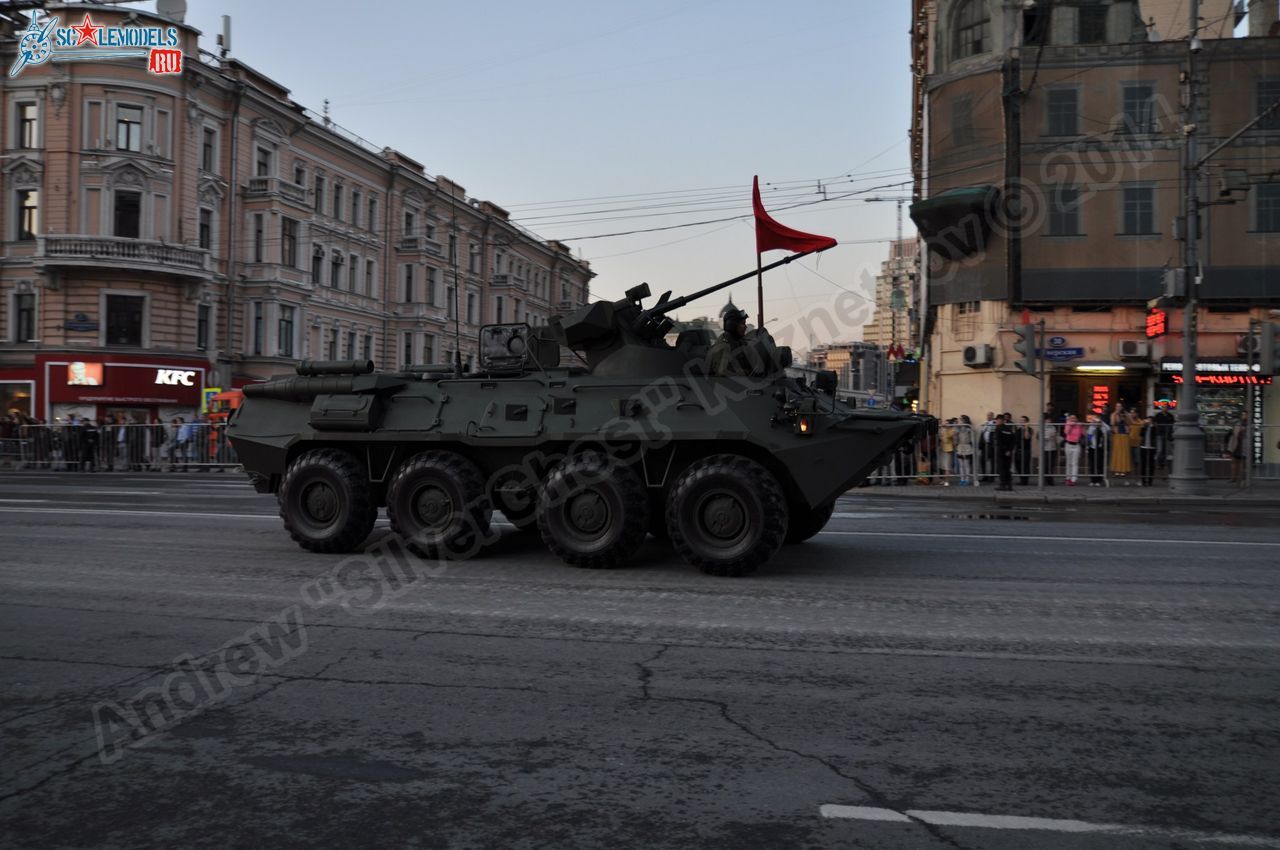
1156,358 -> 1271,464
21,353 -> 210,423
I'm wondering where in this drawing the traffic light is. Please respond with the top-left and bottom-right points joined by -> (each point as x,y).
1260,321 -> 1279,376
1013,323 -> 1038,375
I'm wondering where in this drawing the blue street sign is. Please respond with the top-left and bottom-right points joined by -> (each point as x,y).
1040,347 -> 1085,362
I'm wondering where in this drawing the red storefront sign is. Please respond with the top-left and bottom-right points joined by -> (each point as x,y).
37,354 -> 206,408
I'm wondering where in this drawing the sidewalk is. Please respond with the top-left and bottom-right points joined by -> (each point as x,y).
854,477 -> 1280,507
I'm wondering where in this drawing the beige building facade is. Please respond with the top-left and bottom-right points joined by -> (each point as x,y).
861,239 -> 920,351
0,4 -> 592,423
909,0 -> 1278,457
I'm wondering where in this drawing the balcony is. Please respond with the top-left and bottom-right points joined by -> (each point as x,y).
36,236 -> 210,279
490,273 -> 528,291
397,235 -> 444,257
244,177 -> 308,205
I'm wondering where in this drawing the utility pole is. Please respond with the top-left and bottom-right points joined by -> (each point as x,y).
1170,0 -> 1209,495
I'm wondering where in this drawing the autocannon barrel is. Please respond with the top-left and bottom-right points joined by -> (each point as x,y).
242,375 -> 357,401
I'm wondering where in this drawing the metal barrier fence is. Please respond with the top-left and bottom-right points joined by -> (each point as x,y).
865,419 -> 1275,488
1,423 -> 239,471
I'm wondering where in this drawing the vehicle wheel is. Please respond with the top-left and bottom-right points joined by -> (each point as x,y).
666,455 -> 787,577
279,448 -> 377,553
490,469 -> 539,531
785,501 -> 835,544
386,451 -> 491,559
537,453 -> 648,569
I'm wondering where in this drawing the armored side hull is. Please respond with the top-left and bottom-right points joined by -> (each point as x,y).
229,363 -> 929,576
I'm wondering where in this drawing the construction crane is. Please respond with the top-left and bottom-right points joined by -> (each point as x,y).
863,195 -> 914,359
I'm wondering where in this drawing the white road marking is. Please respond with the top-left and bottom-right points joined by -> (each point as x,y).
0,499 -> 49,503
819,805 -> 1280,847
822,530 -> 1280,548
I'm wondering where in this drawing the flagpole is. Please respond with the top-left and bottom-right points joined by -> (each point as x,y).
756,253 -> 764,329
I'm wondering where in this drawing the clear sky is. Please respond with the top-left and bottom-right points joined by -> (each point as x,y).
157,0 -> 915,346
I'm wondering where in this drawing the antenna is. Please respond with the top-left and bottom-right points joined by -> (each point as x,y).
219,15 -> 231,59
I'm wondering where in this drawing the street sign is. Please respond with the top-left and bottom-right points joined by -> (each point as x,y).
1039,347 -> 1085,362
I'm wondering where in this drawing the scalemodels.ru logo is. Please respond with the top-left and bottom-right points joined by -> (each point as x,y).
9,12 -> 182,78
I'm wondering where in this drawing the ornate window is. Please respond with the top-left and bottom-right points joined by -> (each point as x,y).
954,0 -> 990,60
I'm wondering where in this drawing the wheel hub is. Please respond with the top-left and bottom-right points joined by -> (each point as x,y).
413,484 -> 454,530
302,481 -> 338,524
567,491 -> 609,535
699,493 -> 746,542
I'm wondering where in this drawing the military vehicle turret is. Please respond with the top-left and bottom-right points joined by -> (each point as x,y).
228,265 -> 933,576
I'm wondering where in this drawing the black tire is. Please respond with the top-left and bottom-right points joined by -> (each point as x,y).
666,455 -> 787,577
386,451 -> 491,559
785,501 -> 835,544
279,448 -> 377,553
537,453 -> 648,569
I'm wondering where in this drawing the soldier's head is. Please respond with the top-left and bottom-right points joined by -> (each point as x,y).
723,308 -> 749,339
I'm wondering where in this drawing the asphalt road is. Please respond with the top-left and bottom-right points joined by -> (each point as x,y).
1,471 -> 1278,849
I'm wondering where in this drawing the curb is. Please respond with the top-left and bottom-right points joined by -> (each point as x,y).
842,489 -> 1280,508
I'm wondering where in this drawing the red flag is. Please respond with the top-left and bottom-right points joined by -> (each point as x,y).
753,175 -> 838,255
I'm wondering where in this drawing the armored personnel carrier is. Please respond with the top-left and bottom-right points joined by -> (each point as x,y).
228,270 -> 932,576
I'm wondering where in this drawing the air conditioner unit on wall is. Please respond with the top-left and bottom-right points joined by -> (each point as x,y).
963,344 -> 993,367
1119,339 -> 1149,359
1238,333 -> 1260,356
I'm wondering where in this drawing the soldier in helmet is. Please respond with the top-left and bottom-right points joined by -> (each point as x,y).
709,307 -> 750,376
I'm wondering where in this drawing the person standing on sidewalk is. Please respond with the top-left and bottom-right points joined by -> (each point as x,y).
938,420 -> 956,486
1086,413 -> 1110,487
1137,414 -> 1157,487
994,413 -> 1018,491
979,412 -> 996,483
1227,412 -> 1249,486
956,415 -> 976,486
1016,415 -> 1034,486
1110,402 -> 1134,480
1062,413 -> 1085,486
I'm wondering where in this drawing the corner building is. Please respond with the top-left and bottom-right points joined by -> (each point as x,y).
909,0 -> 1277,462
0,4 -> 593,424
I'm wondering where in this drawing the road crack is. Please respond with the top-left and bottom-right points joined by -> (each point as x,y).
632,645 -> 973,850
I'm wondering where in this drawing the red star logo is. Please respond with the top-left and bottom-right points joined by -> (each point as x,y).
71,14 -> 102,47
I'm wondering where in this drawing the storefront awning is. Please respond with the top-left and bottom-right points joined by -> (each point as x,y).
909,186 -> 999,260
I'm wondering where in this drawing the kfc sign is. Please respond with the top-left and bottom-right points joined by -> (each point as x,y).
155,369 -> 196,386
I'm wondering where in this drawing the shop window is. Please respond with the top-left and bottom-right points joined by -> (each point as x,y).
116,105 -> 143,152
105,294 -> 145,347
114,191 -> 141,239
